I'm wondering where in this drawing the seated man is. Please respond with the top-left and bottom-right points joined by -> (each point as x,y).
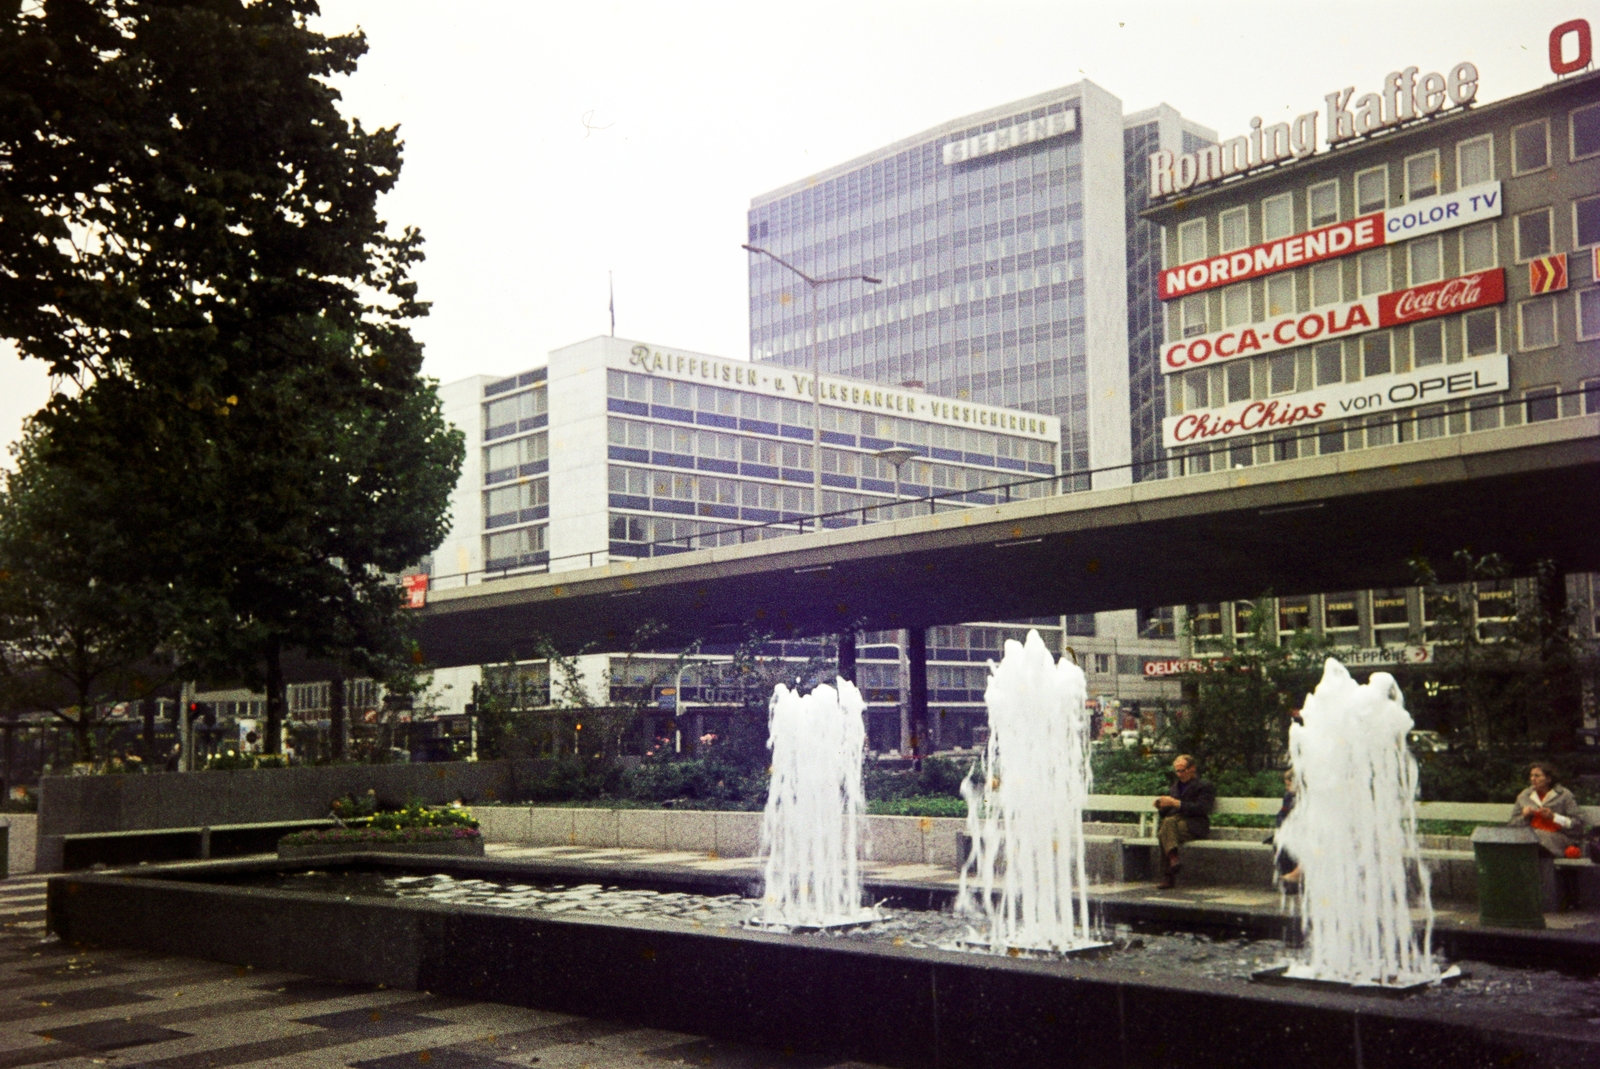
1153,754 -> 1215,889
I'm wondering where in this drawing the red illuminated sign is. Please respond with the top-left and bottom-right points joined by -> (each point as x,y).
401,573 -> 429,609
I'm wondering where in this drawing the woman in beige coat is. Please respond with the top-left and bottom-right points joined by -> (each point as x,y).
1508,762 -> 1587,857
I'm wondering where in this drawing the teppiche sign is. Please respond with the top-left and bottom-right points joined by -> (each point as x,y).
1159,183 -> 1503,300
1160,269 -> 1505,373
1161,353 -> 1508,449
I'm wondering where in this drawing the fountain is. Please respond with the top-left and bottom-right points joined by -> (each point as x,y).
958,630 -> 1105,954
754,677 -> 878,929
1266,658 -> 1451,991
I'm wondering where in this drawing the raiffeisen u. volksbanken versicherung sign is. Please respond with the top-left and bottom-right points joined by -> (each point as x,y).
1149,61 -> 1480,199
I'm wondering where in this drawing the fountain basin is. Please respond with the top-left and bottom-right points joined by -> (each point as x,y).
46,856 -> 1600,1069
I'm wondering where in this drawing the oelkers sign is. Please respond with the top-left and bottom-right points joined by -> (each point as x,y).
1150,62 -> 1479,197
1161,353 -> 1508,448
1159,183 -> 1503,300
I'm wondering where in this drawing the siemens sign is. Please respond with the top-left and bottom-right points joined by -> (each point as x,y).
944,110 -> 1076,166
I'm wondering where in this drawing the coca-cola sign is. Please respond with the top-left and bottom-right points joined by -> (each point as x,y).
1380,268 -> 1505,324
1161,269 -> 1504,374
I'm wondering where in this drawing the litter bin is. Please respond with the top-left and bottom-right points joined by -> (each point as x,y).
1471,825 -> 1545,929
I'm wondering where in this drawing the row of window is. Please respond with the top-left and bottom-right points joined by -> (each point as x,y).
483,524 -> 548,571
1173,102 -> 1600,261
484,478 -> 549,526
607,374 -> 1055,460
1190,580 -> 1526,647
483,432 -> 548,484
1172,314 -> 1503,414
1175,223 -> 1500,340
483,386 -> 548,438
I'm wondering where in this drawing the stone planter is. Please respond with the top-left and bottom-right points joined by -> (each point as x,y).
278,836 -> 485,860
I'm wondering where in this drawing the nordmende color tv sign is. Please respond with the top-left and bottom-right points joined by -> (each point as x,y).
1160,269 -> 1505,372
1158,183 -> 1503,300
1161,353 -> 1508,449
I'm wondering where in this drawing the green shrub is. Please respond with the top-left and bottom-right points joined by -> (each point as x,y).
519,756 -> 626,802
205,752 -> 288,771
623,757 -> 767,807
867,796 -> 967,818
864,756 -> 974,802
369,802 -> 478,832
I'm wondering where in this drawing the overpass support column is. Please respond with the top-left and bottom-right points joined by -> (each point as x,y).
837,632 -> 857,683
907,627 -> 928,766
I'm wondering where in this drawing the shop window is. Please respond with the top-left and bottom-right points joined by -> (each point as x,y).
1355,166 -> 1388,213
1519,298 -> 1557,350
1573,102 -> 1600,161
1138,607 -> 1175,640
1278,597 -> 1311,643
1459,222 -> 1497,273
1372,589 -> 1411,645
1465,308 -> 1500,356
1412,321 -> 1444,367
1219,207 -> 1250,252
1404,151 -> 1440,200
1512,119 -> 1550,175
1189,604 -> 1224,641
1358,248 -> 1390,296
1457,134 -> 1494,185
1476,580 -> 1517,641
1323,594 -> 1360,635
1515,209 -> 1553,262
1262,193 -> 1296,241
1308,180 -> 1340,227
1574,194 -> 1600,250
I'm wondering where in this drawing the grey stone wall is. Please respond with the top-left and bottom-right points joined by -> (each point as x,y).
36,760 -> 545,871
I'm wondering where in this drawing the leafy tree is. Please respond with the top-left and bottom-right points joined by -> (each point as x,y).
1167,597 -> 1331,774
1409,552 -> 1584,752
2,1 -> 462,748
0,426 -> 173,760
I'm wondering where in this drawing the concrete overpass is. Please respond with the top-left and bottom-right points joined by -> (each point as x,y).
416,416 -> 1600,666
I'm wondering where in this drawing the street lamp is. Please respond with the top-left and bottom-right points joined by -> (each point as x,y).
743,244 -> 880,502
873,446 -> 919,518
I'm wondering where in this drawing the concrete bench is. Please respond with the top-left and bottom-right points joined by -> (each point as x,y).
56,819 -> 335,871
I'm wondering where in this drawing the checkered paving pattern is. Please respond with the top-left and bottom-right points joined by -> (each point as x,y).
0,877 -> 889,1069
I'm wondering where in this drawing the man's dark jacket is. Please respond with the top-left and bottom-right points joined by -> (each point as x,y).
1160,776 -> 1216,839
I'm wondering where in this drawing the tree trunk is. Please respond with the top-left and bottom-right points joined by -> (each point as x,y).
264,636 -> 286,755
329,670 -> 346,762
72,717 -> 93,763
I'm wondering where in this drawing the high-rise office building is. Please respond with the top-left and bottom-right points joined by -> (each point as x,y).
747,80 -> 1214,486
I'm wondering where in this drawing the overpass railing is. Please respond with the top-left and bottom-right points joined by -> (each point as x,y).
426,386 -> 1596,590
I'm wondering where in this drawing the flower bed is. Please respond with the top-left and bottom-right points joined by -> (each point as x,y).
278,825 -> 484,859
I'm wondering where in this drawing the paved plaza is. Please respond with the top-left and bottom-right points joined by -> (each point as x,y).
0,875 -> 890,1069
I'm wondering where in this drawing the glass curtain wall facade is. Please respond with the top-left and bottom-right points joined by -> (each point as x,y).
751,83 -> 1113,489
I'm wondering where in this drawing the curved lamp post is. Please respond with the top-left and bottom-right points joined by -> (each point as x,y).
742,244 -> 880,501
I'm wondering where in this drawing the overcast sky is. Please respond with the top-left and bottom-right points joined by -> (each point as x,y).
0,1 -> 1582,458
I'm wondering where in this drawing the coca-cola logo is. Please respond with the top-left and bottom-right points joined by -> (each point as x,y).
1393,275 -> 1482,320
1379,268 -> 1504,327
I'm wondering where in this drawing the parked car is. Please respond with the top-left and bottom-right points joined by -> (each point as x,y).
1406,730 -> 1450,753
